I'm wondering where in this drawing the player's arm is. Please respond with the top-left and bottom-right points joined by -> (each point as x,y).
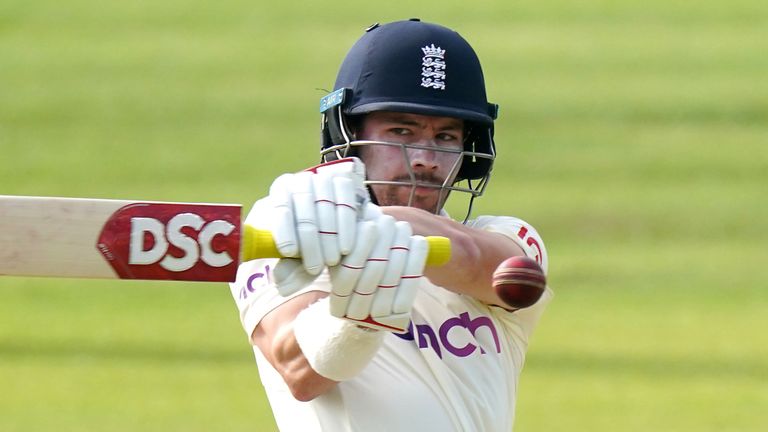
251,217 -> 428,401
253,266 -> 416,402
382,206 -> 524,305
251,291 -> 338,402
253,214 -> 428,400
248,161 -> 430,401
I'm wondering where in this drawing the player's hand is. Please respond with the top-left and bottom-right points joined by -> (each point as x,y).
271,201 -> 384,297
267,159 -> 366,276
328,209 -> 428,334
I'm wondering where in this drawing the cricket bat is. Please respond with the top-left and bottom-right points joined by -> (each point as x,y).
0,195 -> 451,282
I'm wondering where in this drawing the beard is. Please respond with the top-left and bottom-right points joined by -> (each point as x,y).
368,173 -> 450,213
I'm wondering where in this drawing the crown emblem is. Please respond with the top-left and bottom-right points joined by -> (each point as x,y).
421,44 -> 446,58
420,44 -> 446,90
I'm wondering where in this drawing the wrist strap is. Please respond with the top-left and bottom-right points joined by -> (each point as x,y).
293,296 -> 384,381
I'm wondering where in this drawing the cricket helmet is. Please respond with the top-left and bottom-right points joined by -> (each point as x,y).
320,19 -> 498,214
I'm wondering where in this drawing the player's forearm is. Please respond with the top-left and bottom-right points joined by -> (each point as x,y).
381,206 -> 524,304
270,324 -> 338,401
252,292 -> 338,402
254,291 -> 388,402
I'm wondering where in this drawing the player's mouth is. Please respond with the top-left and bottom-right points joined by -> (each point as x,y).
392,173 -> 445,195
367,173 -> 449,211
412,184 -> 441,197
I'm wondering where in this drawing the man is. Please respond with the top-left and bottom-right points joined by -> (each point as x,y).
230,19 -> 552,431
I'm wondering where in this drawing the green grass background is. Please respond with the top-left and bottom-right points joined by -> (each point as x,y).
2,1 -> 767,430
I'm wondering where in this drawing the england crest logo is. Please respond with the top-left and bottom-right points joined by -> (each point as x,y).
421,44 -> 446,90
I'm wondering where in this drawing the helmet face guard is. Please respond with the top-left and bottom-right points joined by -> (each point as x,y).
320,19 -> 498,219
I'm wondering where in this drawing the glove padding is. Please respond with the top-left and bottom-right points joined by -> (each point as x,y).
328,214 -> 428,334
272,203 -> 385,297
268,159 -> 365,276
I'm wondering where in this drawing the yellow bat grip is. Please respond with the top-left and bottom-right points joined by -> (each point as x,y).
241,225 -> 451,266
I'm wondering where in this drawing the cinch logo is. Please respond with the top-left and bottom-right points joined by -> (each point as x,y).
395,312 -> 501,359
239,264 -> 272,300
97,202 -> 242,281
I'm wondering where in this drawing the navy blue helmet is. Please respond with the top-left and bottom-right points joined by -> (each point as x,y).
320,19 -> 498,213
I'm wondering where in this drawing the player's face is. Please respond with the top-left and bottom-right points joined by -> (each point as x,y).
356,111 -> 464,213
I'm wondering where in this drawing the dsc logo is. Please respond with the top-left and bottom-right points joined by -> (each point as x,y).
129,214 -> 235,272
97,202 -> 242,281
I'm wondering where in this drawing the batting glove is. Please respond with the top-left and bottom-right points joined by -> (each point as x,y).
271,201 -> 383,298
328,210 -> 428,334
268,158 -> 367,277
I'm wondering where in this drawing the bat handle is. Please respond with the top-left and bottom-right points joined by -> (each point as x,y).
241,225 -> 451,266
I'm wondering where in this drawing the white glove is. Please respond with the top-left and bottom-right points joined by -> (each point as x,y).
271,202 -> 382,297
328,213 -> 429,334
268,159 -> 366,276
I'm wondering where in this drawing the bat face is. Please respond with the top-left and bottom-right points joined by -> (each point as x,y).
0,160 -> 450,283
0,159 -> 364,282
97,202 -> 242,281
0,196 -> 244,282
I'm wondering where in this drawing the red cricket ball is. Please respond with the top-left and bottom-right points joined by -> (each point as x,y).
492,256 -> 546,309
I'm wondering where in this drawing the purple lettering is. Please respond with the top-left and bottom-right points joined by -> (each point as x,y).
391,311 -> 501,359
467,315 -> 501,354
416,324 -> 442,359
395,322 -> 415,341
439,313 -> 476,357
240,264 -> 271,300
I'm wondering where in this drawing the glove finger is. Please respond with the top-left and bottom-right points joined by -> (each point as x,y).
328,220 -> 378,317
369,286 -> 396,319
354,215 -> 396,295
292,171 -> 324,275
333,175 -> 357,255
313,173 -> 341,266
273,258 -> 321,297
345,290 -> 376,320
370,221 -> 412,317
392,235 -> 428,314
269,174 -> 299,257
345,216 -> 397,320
328,290 -> 352,319
362,201 -> 383,221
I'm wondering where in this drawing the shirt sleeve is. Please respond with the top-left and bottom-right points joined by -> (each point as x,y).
470,215 -> 549,275
469,215 -> 554,340
229,258 -> 334,343
228,197 -> 332,343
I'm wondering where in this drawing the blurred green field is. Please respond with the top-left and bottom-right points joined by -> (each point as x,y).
1,1 -> 767,431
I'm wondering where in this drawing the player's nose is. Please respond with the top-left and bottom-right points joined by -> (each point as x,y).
407,141 -> 440,172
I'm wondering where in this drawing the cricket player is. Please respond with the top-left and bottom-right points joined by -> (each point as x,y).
230,19 -> 553,431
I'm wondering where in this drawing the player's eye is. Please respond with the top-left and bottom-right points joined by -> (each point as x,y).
437,132 -> 463,148
436,132 -> 458,141
389,127 -> 411,135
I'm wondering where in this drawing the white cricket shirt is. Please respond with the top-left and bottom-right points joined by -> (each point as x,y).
230,215 -> 552,432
